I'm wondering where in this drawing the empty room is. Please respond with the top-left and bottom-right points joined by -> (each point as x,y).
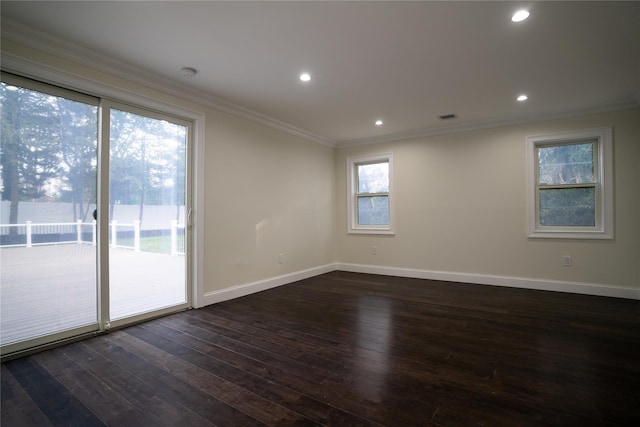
1,1 -> 639,426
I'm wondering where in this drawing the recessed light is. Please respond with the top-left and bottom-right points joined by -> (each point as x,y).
180,67 -> 197,78
517,94 -> 528,102
375,120 -> 383,126
299,73 -> 311,82
512,10 -> 530,22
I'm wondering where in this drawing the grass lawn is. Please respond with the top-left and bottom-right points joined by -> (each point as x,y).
116,235 -> 184,254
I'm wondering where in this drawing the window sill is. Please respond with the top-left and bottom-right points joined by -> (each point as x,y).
348,228 -> 395,236
528,229 -> 613,240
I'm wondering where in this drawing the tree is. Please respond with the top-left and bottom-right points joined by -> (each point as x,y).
2,79 -> 186,238
56,97 -> 98,221
109,109 -> 186,224
537,142 -> 596,226
1,82 -> 62,232
173,128 -> 186,221
109,109 -> 153,222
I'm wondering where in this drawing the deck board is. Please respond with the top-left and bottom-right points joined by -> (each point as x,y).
0,245 -> 185,346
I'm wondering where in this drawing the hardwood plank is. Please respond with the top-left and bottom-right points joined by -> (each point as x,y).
3,356 -> 105,426
148,309 -> 440,425
32,347 -> 147,425
181,308 -> 448,395
61,340 -> 217,427
101,330 -> 315,427
3,271 -> 639,426
0,364 -> 54,427
128,320 -> 378,426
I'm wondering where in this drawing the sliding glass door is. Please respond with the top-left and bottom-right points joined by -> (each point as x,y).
0,74 -> 100,353
107,105 -> 189,322
1,74 -> 191,357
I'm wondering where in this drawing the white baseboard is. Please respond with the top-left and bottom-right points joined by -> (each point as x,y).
201,262 -> 638,307
202,264 -> 336,306
335,263 -> 640,300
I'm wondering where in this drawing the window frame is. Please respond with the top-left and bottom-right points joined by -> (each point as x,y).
347,153 -> 395,235
526,127 -> 613,239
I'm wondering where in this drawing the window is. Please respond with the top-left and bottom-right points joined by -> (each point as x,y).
347,153 -> 394,234
526,127 -> 613,239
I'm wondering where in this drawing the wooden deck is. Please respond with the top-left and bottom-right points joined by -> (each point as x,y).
0,245 -> 185,346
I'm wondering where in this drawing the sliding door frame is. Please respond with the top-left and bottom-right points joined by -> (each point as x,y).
1,59 -> 205,359
1,72 -> 102,357
100,98 -> 193,330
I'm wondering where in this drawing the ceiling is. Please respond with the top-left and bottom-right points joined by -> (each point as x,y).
2,1 -> 639,147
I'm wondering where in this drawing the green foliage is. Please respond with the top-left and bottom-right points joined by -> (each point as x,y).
116,234 -> 184,255
537,142 -> 594,185
109,109 -> 187,222
540,187 -> 595,226
1,78 -> 187,228
537,142 -> 597,227
1,83 -> 63,202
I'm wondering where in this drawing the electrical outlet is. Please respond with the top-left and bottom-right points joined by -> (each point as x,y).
278,253 -> 284,264
563,255 -> 572,267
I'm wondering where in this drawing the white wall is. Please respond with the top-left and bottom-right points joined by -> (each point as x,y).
336,109 -> 640,293
3,36 -> 638,302
204,111 -> 336,293
1,38 -> 337,303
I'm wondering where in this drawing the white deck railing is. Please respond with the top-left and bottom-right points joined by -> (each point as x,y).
0,220 -> 184,255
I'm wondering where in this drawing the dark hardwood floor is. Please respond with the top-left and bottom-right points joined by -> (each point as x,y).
2,271 -> 639,426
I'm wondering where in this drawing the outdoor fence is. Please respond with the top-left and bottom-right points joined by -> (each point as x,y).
0,220 -> 185,255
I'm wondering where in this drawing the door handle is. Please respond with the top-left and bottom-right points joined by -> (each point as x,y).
187,209 -> 193,230
93,209 -> 97,220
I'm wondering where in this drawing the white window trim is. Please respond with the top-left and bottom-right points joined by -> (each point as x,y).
526,127 -> 613,239
347,153 -> 395,235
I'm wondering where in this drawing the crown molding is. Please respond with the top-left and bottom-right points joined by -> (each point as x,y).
1,19 -> 336,148
3,19 -> 638,149
335,98 -> 640,147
